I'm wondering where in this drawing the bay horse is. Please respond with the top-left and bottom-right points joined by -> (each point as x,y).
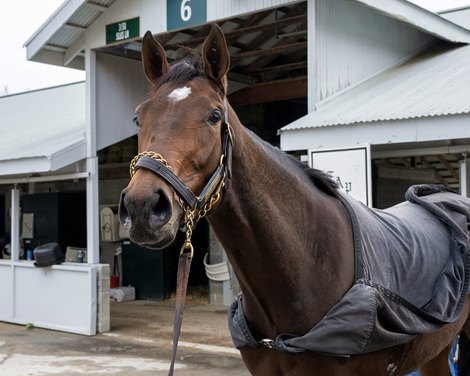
119,24 -> 470,375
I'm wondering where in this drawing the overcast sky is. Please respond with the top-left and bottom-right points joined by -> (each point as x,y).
0,1 -> 85,95
0,1 -> 469,96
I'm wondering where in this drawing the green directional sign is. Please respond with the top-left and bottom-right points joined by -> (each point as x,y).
106,17 -> 140,45
167,0 -> 207,31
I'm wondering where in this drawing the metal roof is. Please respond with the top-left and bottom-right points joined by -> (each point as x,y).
0,82 -> 86,176
25,0 -> 115,69
279,43 -> 470,133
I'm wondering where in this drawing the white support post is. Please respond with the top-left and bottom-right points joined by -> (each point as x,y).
460,159 -> 470,198
85,48 -> 100,264
307,0 -> 317,113
86,157 -> 100,264
10,187 -> 20,262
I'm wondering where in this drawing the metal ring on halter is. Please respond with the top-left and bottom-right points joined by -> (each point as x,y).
180,241 -> 194,258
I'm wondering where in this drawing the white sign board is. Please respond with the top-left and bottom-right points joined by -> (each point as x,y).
309,145 -> 372,206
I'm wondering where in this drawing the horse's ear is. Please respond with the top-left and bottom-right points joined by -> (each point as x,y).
141,31 -> 169,84
202,24 -> 230,90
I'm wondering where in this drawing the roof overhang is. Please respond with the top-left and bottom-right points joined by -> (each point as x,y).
0,140 -> 87,178
25,0 -> 115,70
0,82 -> 87,179
280,113 -> 470,152
356,0 -> 470,43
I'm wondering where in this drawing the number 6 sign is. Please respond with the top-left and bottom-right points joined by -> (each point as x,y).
167,0 -> 207,31
180,0 -> 192,21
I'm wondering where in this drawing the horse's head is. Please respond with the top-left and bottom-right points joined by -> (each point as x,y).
119,24 -> 231,249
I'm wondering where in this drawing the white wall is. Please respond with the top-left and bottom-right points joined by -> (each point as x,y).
0,262 -> 100,335
315,0 -> 434,102
95,53 -> 148,151
86,0 -> 166,50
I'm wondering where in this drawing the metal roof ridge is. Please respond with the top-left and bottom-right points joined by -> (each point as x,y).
356,0 -> 470,43
280,111 -> 470,133
0,81 -> 85,99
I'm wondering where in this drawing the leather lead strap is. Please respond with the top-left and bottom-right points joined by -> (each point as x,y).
168,251 -> 193,376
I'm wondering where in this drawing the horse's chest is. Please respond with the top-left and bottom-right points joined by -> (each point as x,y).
240,347 -> 395,376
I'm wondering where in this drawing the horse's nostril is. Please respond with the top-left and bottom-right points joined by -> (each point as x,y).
118,188 -> 172,231
118,191 -> 132,228
151,189 -> 172,225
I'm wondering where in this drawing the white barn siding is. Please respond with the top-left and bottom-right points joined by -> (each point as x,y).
315,0 -> 434,101
95,53 -> 148,151
86,0 -> 166,49
207,0 -> 300,21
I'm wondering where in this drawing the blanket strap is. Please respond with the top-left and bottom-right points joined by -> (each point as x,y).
338,195 -> 365,281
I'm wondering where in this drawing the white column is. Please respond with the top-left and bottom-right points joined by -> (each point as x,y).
10,187 -> 20,262
307,0 -> 317,113
85,47 -> 100,264
460,159 -> 470,198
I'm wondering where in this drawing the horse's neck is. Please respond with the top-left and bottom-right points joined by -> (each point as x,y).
209,118 -> 355,337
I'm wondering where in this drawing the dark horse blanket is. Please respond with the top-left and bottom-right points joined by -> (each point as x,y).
229,185 -> 470,356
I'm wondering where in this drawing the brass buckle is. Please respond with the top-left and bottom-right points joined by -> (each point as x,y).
225,122 -> 234,146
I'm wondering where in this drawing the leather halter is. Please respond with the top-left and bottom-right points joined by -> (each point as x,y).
129,102 -> 233,214
128,99 -> 233,375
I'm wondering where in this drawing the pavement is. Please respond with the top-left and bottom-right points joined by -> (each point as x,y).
0,292 -> 250,375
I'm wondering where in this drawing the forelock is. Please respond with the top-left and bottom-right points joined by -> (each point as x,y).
150,50 -> 225,95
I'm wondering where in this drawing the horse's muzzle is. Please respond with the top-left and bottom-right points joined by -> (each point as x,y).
118,185 -> 178,249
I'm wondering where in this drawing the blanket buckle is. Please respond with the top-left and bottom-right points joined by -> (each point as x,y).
260,338 -> 275,349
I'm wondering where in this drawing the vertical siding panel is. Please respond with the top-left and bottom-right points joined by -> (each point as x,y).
315,0 -> 434,102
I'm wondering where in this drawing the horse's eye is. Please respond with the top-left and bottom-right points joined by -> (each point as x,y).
133,115 -> 140,128
207,110 -> 222,126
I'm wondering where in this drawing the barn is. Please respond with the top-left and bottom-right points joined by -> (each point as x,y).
0,0 -> 468,335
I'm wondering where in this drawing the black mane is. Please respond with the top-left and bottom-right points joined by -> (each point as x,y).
247,127 -> 339,198
291,156 -> 339,197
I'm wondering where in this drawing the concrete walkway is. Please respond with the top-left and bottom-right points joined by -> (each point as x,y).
0,299 -> 249,375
